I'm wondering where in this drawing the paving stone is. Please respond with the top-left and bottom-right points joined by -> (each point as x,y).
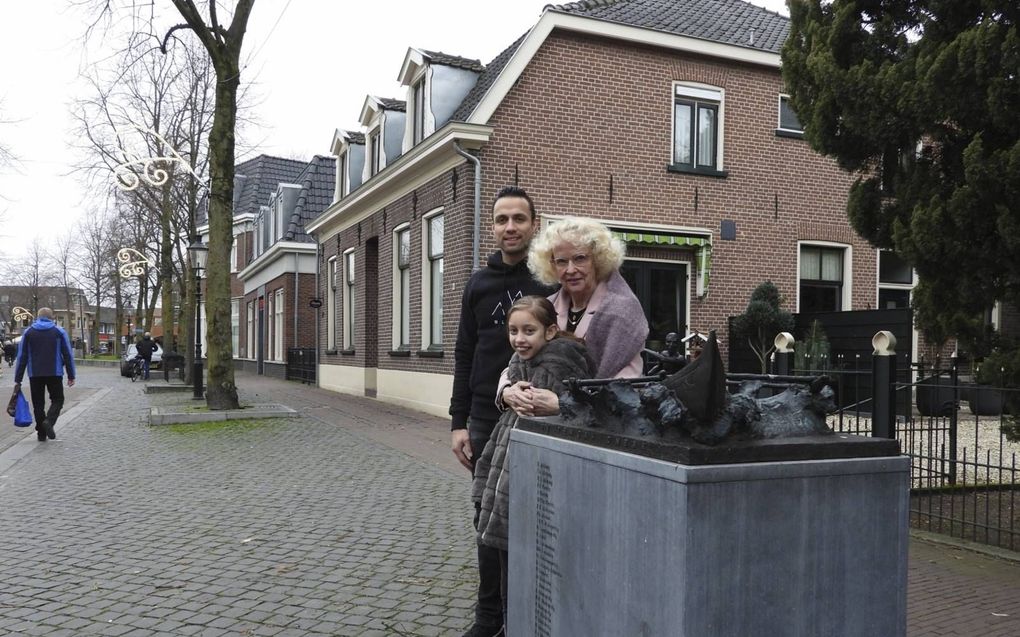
1,368 -> 1017,637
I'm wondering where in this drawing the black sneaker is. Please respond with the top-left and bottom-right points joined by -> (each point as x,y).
462,624 -> 504,637
37,430 -> 46,442
45,421 -> 55,440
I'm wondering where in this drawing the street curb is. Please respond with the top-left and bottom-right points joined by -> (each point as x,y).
148,403 -> 298,425
0,386 -> 113,481
910,529 -> 1020,564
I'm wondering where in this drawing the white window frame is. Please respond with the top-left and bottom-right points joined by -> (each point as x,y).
672,82 -> 725,172
366,126 -> 382,178
412,75 -> 427,145
420,208 -> 444,349
231,298 -> 240,356
391,223 -> 412,350
343,249 -> 356,350
274,288 -> 284,362
335,152 -> 348,199
796,241 -> 853,313
875,249 -> 916,310
777,94 -> 804,135
246,300 -> 255,359
230,236 -> 238,273
326,256 -> 337,351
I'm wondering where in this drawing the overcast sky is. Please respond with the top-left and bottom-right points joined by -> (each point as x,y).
0,0 -> 788,260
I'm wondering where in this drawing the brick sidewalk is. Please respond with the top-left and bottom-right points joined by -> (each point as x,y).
0,367 -> 1018,636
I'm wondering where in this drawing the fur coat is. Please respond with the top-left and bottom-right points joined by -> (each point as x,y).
472,337 -> 596,551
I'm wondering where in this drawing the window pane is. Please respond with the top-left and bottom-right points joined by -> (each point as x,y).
800,283 -> 841,313
346,252 -> 355,284
401,269 -> 410,346
398,229 -> 410,267
429,215 -> 444,258
779,96 -> 803,131
649,267 -> 683,343
431,258 -> 443,345
879,250 -> 912,284
800,247 -> 820,279
820,249 -> 842,281
675,85 -> 722,101
696,106 -> 716,167
879,288 -> 911,309
674,102 -> 692,165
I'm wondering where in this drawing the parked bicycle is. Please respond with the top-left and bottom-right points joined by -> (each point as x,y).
129,355 -> 146,382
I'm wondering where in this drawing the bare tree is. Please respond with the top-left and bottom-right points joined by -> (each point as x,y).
4,239 -> 52,314
156,0 -> 255,409
75,209 -> 118,356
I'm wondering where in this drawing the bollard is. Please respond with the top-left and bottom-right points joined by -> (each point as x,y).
773,332 -> 795,376
871,331 -> 897,439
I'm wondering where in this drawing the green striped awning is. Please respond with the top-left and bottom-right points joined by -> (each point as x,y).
612,230 -> 713,297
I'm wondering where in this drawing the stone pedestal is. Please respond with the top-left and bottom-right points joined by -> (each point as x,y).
508,427 -> 909,637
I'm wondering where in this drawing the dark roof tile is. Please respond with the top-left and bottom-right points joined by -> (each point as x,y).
378,97 -> 407,112
450,32 -> 528,122
197,154 -> 307,225
284,155 -> 336,244
545,0 -> 789,52
422,49 -> 486,72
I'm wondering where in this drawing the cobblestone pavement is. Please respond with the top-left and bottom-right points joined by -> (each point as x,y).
0,368 -> 1018,636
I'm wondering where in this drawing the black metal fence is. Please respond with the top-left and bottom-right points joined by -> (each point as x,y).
286,348 -> 316,384
774,353 -> 1020,552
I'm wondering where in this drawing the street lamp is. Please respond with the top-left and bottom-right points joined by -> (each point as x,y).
124,294 -> 133,354
188,236 -> 209,400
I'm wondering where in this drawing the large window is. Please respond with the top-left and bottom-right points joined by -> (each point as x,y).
620,261 -> 688,352
274,288 -> 284,361
326,257 -> 337,350
343,249 -> 356,350
426,214 -> 444,347
878,250 -> 914,309
231,299 -> 240,356
673,85 -> 722,172
394,225 -> 411,349
800,245 -> 847,313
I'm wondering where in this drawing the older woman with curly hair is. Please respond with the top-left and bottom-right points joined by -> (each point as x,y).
501,216 -> 649,416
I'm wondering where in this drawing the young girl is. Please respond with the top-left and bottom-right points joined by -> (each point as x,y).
471,296 -> 595,619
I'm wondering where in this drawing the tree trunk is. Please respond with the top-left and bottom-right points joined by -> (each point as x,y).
204,59 -> 240,409
160,180 -> 175,348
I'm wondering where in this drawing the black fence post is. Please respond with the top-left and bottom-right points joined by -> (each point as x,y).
872,331 -> 898,439
773,332 -> 794,376
949,355 -> 959,485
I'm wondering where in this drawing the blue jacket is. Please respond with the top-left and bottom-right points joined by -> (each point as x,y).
14,317 -> 76,382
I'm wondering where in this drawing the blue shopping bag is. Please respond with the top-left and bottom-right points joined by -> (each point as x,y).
13,391 -> 31,427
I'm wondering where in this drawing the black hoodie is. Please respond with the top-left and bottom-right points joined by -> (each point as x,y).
450,251 -> 556,430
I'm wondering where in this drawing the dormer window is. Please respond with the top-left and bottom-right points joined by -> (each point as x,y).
337,152 -> 348,198
412,77 -> 426,144
330,129 -> 365,200
369,130 -> 381,176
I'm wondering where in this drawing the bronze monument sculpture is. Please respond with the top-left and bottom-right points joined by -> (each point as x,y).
555,330 -> 837,447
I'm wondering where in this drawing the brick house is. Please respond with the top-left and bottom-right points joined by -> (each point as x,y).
197,154 -> 333,376
306,0 -> 915,416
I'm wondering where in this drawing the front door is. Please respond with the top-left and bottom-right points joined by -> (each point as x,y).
257,296 -> 265,375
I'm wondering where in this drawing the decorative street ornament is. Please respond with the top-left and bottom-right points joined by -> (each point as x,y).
112,124 -> 207,192
117,247 -> 155,279
12,307 -> 33,322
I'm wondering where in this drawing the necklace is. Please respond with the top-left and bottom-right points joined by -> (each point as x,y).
566,307 -> 587,333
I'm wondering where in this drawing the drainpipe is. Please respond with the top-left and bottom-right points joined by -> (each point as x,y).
314,241 -> 320,382
293,252 -> 299,348
453,142 -> 481,271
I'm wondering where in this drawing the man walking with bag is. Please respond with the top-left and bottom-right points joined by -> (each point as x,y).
14,308 -> 76,442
